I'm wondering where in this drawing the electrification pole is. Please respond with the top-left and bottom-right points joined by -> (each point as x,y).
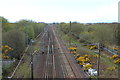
97,43 -> 100,79
26,21 -> 28,47
60,24 -> 62,37
30,39 -> 33,80
69,21 -> 71,46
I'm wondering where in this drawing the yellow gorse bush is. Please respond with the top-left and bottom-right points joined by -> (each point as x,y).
84,64 -> 92,70
2,45 -> 13,59
2,54 -> 9,59
77,56 -> 85,62
69,47 -> 74,50
89,45 -> 97,50
93,54 -> 98,58
111,54 -> 119,59
84,54 -> 90,58
2,45 -> 13,50
75,54 -> 80,59
113,47 -> 120,51
114,58 -> 120,64
77,54 -> 91,63
79,61 -> 85,65
84,64 -> 92,68
69,47 -> 77,52
72,51 -> 77,54
4,49 -> 9,54
85,58 -> 90,62
3,45 -> 9,48
107,66 -> 117,71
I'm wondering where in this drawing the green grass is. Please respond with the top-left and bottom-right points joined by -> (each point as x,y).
14,62 -> 31,78
13,47 -> 31,78
100,53 -> 117,67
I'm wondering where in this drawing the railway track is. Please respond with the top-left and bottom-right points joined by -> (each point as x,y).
52,26 -> 89,78
33,25 -> 88,79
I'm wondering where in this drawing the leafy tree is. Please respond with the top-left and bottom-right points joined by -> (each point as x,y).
28,25 -> 35,39
60,22 -> 69,34
0,16 -> 12,32
115,24 -> 120,46
71,23 -> 84,35
33,23 -> 45,37
3,29 -> 26,60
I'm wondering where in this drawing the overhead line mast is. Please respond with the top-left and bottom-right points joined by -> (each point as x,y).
26,21 -> 28,47
69,21 -> 72,46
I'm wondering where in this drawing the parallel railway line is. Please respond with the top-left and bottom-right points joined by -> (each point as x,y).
33,25 -> 88,79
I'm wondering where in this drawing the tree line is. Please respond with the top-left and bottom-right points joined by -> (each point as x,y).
1,16 -> 46,60
58,22 -> 118,48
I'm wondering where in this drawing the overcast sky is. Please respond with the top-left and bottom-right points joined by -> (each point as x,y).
0,0 -> 119,23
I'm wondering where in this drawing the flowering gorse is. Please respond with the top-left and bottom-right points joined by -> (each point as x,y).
2,45 -> 13,59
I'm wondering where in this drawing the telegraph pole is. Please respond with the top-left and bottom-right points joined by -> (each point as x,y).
97,43 -> 100,79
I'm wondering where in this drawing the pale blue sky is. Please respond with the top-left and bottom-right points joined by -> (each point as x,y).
0,0 -> 119,23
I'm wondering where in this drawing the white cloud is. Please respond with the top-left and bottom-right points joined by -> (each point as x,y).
0,0 -> 119,23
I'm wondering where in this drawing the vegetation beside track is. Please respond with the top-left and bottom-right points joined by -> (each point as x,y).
56,23 -> 119,78
13,48 -> 31,78
1,16 -> 45,78
12,37 -> 41,78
